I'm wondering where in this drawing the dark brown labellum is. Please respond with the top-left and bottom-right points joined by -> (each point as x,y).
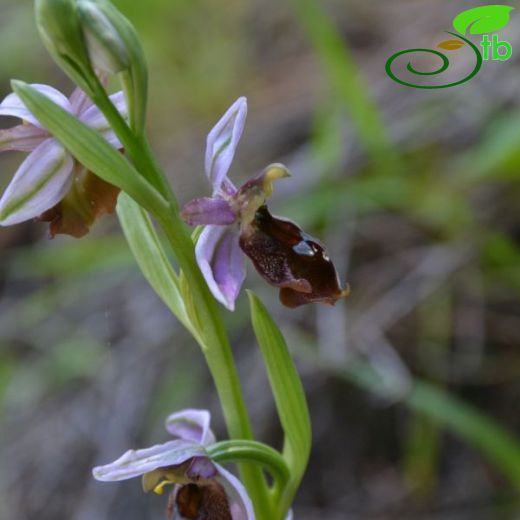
239,205 -> 349,308
175,482 -> 232,520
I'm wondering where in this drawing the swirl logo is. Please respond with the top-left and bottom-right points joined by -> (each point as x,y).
385,5 -> 514,89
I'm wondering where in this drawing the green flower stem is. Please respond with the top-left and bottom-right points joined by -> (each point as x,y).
208,440 -> 290,492
155,207 -> 273,519
90,83 -> 272,517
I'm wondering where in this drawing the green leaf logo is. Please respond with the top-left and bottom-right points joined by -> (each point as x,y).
453,5 -> 514,35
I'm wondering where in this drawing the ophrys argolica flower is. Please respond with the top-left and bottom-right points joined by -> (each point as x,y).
0,82 -> 126,237
181,97 -> 349,310
93,409 -> 254,520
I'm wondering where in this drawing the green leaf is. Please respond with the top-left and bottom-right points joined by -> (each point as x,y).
117,192 -> 197,338
11,81 -> 165,214
453,5 -> 514,35
247,291 -> 311,515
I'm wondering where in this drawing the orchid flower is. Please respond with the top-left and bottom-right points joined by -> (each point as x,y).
0,83 -> 126,237
181,97 -> 349,310
93,409 -> 254,520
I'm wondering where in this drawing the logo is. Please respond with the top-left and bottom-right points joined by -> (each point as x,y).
385,5 -> 514,89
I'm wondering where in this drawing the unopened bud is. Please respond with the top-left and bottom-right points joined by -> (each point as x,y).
77,0 -> 130,74
35,0 -> 96,94
76,0 -> 148,133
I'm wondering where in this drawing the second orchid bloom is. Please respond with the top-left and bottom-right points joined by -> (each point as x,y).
181,97 -> 349,310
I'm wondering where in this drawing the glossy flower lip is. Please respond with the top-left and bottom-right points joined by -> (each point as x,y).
240,205 -> 350,308
92,408 -> 254,520
0,83 -> 126,229
181,97 -> 349,310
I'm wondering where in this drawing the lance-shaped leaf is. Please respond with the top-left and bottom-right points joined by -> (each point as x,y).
117,193 -> 197,338
247,290 -> 311,515
453,5 -> 514,35
11,81 -> 165,214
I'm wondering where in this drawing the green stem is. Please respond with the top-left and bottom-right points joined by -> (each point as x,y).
208,440 -> 290,492
155,207 -> 273,519
90,83 -> 272,517
90,81 -> 174,201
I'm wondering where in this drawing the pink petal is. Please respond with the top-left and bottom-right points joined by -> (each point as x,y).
0,124 -> 48,152
68,87 -> 91,116
165,409 -> 216,446
0,84 -> 71,128
0,138 -> 74,225
92,440 -> 207,482
181,197 -> 237,226
79,91 -> 127,148
205,97 -> 247,195
196,225 -> 246,311
215,464 -> 255,520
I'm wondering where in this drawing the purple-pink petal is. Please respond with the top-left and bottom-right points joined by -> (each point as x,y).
0,138 -> 74,225
0,84 -> 72,128
165,409 -> 216,446
196,225 -> 246,311
181,197 -> 237,226
205,97 -> 247,195
92,439 -> 207,482
79,91 -> 127,148
186,456 -> 219,481
68,87 -> 91,117
0,124 -> 48,153
215,463 -> 255,520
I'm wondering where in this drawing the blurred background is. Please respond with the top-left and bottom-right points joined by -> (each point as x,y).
1,0 -> 520,518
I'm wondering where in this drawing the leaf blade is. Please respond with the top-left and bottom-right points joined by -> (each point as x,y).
117,192 -> 196,337
247,291 -> 311,513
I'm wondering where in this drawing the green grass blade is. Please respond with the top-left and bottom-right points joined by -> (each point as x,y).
409,381 -> 520,488
343,360 -> 520,488
291,0 -> 400,173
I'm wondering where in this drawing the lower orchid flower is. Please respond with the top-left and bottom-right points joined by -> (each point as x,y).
0,82 -> 126,237
93,409 -> 254,520
181,97 -> 349,310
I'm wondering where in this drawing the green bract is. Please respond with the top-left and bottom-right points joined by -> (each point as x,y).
248,291 -> 312,518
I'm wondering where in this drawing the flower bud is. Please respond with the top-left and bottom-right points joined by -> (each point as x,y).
77,0 -> 148,133
34,0 -> 97,95
77,0 -> 130,74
